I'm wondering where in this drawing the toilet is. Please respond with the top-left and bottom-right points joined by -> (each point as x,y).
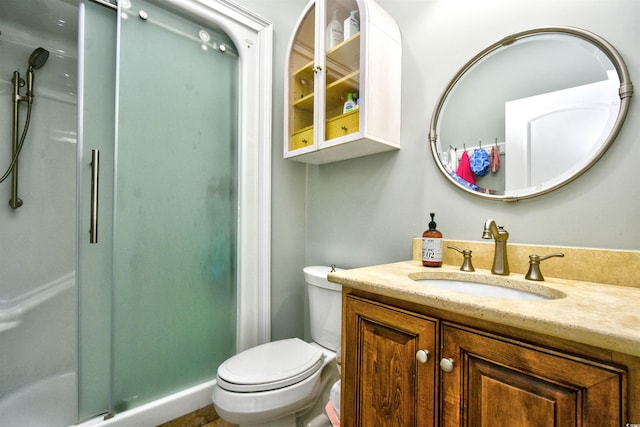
212,266 -> 343,426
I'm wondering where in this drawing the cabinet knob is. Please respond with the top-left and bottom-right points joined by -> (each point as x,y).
312,65 -> 322,73
301,138 -> 308,144
341,125 -> 348,131
415,349 -> 430,364
440,357 -> 454,373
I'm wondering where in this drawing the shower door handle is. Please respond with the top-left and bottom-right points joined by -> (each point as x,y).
90,149 -> 99,244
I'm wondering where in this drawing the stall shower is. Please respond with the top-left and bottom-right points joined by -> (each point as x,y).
0,0 -> 271,425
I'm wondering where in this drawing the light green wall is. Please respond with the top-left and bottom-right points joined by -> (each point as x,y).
234,0 -> 640,339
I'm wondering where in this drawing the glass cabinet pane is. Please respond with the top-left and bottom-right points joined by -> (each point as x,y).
288,5 -> 316,151
324,0 -> 360,141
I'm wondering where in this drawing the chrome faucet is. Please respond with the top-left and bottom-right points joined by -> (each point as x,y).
482,219 -> 510,275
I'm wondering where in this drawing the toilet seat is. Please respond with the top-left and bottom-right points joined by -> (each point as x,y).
216,338 -> 325,392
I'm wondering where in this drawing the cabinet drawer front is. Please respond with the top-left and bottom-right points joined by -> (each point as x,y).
291,128 -> 314,150
326,110 -> 359,140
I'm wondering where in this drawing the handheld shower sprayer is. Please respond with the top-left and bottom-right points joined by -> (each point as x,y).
28,47 -> 50,70
26,47 -> 49,101
1,47 -> 50,208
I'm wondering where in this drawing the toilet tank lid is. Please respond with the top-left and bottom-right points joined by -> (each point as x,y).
216,338 -> 325,392
304,265 -> 343,291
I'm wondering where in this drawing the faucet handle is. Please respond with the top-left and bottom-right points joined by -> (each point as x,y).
447,245 -> 475,272
525,253 -> 565,281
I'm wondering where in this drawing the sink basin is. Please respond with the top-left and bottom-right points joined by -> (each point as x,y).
414,279 -> 553,300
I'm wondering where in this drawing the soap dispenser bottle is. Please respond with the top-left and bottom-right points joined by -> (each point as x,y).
422,213 -> 443,267
325,10 -> 343,50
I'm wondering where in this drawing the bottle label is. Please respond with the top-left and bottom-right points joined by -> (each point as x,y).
422,238 -> 443,262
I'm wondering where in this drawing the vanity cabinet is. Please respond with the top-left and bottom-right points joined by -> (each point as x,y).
284,0 -> 401,164
343,292 -> 627,427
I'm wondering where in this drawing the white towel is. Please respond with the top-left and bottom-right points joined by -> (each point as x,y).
449,146 -> 458,171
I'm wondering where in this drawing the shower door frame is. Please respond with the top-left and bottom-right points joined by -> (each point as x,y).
78,0 -> 272,420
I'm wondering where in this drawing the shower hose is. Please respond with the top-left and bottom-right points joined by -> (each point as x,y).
0,101 -> 33,183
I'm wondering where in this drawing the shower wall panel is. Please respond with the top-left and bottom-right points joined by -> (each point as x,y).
0,0 -> 79,425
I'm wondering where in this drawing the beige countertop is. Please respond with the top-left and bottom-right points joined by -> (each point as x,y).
329,260 -> 640,357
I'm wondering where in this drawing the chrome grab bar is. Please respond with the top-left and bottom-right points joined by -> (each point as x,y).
90,149 -> 99,244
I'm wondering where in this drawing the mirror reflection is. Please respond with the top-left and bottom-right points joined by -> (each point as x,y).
430,27 -> 633,201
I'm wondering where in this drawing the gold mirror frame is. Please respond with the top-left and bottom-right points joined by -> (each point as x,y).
429,26 -> 633,202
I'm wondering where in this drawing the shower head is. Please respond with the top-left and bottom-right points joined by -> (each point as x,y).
25,47 -> 49,99
28,47 -> 49,70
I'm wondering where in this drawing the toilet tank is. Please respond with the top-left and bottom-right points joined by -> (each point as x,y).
304,266 -> 343,351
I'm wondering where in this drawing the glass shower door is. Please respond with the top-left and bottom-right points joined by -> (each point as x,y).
78,0 -> 116,420
112,0 -> 238,412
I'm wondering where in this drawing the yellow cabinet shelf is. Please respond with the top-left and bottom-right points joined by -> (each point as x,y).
327,32 -> 360,73
293,92 -> 314,112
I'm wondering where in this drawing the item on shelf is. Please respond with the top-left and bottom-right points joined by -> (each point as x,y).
343,92 -> 356,113
344,10 -> 359,39
326,10 -> 343,50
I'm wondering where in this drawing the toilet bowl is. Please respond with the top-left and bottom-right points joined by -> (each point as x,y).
212,266 -> 343,427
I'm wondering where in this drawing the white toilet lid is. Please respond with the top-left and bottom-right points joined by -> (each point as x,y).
216,338 -> 325,392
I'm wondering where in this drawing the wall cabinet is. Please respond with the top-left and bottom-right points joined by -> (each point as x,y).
284,0 -> 401,164
343,293 -> 628,427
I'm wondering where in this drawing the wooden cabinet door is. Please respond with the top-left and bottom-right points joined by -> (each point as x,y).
440,323 -> 625,427
343,295 -> 438,427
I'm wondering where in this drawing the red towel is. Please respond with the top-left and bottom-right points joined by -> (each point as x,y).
456,151 -> 476,185
490,145 -> 500,173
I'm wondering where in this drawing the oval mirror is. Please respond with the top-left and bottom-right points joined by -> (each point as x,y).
429,27 -> 633,201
